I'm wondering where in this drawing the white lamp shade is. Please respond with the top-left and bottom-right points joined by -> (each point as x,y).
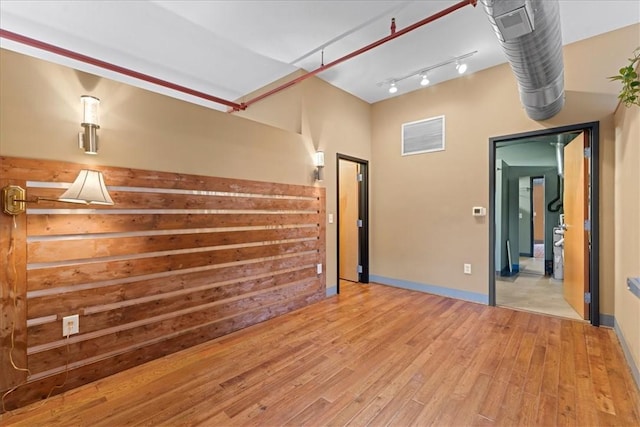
81,95 -> 100,126
314,151 -> 325,167
58,170 -> 114,205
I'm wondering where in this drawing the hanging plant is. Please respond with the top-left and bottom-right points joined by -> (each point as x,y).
609,47 -> 640,107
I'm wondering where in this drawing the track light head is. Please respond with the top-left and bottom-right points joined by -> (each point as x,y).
420,73 -> 430,86
388,82 -> 398,94
456,62 -> 468,74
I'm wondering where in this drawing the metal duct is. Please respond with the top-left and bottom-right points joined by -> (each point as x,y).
481,0 -> 565,120
553,141 -> 564,177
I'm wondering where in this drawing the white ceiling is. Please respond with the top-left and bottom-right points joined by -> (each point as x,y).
1,1 -> 639,112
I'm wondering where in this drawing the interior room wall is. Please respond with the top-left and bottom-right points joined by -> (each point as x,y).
614,99 -> 640,388
370,23 -> 640,313
0,44 -> 371,301
0,49 -> 314,184
235,73 -> 373,293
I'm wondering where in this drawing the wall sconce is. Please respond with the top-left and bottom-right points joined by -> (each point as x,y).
314,151 -> 325,182
79,95 -> 100,154
2,169 -> 114,216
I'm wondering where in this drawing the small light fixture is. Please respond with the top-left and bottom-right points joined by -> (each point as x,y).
2,169 -> 114,215
378,50 -> 477,92
314,151 -> 325,182
58,170 -> 114,205
79,95 -> 100,154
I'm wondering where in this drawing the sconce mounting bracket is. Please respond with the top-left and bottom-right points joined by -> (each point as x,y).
2,185 -> 26,215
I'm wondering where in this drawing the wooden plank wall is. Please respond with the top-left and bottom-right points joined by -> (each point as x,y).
0,156 -> 326,411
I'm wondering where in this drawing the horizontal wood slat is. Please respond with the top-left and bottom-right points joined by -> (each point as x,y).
28,187 -> 319,211
27,240 -> 319,291
27,280 -> 322,375
0,156 -> 326,411
26,253 -> 320,319
28,227 -> 319,263
1,156 -> 319,197
27,268 -> 319,347
27,213 -> 320,235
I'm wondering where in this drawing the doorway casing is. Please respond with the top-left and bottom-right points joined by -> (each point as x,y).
488,122 -> 600,325
336,153 -> 369,294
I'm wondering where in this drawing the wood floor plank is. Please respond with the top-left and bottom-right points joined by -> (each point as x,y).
477,377 -> 509,422
450,373 -> 492,426
366,373 -> 423,427
2,282 -> 639,427
600,329 -> 640,424
536,392 -> 558,426
386,398 -> 423,426
412,361 -> 468,425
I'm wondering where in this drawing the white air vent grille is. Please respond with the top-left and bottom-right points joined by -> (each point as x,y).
402,116 -> 445,156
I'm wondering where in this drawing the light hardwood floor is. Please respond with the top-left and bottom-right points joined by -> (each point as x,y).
2,281 -> 639,426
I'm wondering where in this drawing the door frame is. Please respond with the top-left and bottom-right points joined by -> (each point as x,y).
488,122 -> 600,326
336,153 -> 369,294
529,175 -> 544,257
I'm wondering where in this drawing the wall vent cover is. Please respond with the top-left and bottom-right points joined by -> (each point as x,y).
401,115 -> 445,156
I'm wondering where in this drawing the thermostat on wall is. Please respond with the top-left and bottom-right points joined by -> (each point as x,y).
472,206 -> 486,216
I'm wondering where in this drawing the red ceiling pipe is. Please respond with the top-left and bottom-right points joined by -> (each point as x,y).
1,0 -> 475,113
0,29 -> 245,111
238,0 -> 477,111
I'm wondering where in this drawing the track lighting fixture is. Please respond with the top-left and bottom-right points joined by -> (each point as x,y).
378,50 -> 477,94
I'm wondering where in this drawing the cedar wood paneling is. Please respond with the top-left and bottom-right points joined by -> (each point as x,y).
0,156 -> 326,411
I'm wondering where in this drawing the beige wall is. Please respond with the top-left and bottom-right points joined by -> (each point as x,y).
1,24 -> 638,307
370,24 -> 640,314
236,72 -> 373,290
614,100 -> 640,381
0,49 -> 313,183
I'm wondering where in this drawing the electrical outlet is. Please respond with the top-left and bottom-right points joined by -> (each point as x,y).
62,314 -> 79,337
464,264 -> 472,275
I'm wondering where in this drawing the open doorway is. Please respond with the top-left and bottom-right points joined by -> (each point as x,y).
336,154 -> 369,293
518,176 -> 545,276
489,122 -> 600,325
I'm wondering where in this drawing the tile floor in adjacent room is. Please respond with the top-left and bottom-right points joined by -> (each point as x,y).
496,255 -> 582,321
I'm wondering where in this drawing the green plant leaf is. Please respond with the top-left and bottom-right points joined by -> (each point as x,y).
611,46 -> 640,107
